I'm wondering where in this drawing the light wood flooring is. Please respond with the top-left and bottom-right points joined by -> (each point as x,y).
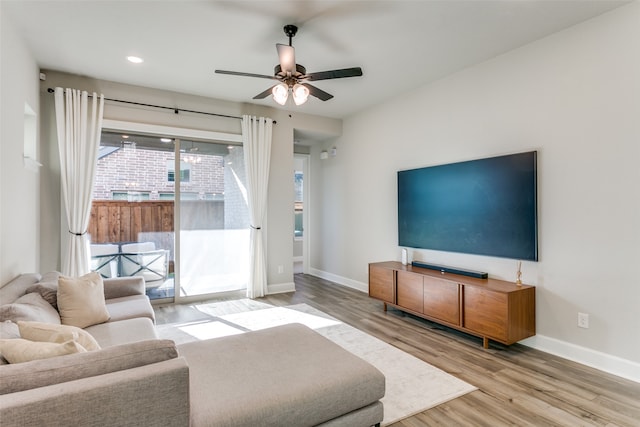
154,273 -> 640,426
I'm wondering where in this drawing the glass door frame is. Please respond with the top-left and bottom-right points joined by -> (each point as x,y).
102,119 -> 245,304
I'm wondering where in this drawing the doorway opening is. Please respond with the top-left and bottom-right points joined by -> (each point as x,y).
294,154 -> 309,275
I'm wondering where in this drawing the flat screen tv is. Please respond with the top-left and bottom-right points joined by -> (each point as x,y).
398,151 -> 538,261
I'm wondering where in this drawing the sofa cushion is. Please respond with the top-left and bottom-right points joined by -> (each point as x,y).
0,339 -> 178,394
18,321 -> 101,351
57,272 -> 110,328
0,292 -> 61,324
0,338 -> 86,364
106,295 -> 155,323
103,276 -> 145,300
85,317 -> 157,348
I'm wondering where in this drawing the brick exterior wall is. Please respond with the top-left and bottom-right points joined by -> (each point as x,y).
93,147 -> 225,200
92,145 -> 249,230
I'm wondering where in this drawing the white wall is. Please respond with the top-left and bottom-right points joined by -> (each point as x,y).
0,6 -> 40,284
311,3 -> 640,380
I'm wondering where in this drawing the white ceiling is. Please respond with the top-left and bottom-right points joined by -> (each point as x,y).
3,0 -> 628,119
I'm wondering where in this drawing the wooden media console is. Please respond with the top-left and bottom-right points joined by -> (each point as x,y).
369,261 -> 536,348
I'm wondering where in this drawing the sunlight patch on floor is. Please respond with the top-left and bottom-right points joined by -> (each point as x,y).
176,320 -> 244,340
167,302 -> 342,341
221,306 -> 342,331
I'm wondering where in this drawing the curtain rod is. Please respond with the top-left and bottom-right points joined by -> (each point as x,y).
46,88 -> 276,124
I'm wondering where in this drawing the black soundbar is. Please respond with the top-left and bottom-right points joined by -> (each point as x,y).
411,261 -> 488,279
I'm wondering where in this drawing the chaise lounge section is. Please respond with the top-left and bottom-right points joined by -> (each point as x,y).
179,323 -> 384,427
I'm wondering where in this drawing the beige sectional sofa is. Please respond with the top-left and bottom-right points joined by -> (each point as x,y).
0,272 -> 189,426
0,273 -> 385,427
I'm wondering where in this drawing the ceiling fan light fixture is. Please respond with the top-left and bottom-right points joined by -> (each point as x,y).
216,24 -> 363,106
272,83 -> 288,105
292,83 -> 310,105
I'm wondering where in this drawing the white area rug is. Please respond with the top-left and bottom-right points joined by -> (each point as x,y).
157,302 -> 476,426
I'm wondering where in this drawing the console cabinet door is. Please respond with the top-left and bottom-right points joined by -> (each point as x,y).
396,271 -> 424,313
463,286 -> 508,341
369,265 -> 395,304
423,276 -> 460,326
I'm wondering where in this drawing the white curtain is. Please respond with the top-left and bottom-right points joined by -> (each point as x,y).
242,115 -> 273,298
54,87 -> 104,276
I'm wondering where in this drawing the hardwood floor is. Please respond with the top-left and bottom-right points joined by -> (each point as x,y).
155,273 -> 640,426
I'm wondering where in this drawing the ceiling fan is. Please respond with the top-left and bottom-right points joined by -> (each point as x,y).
215,24 -> 363,106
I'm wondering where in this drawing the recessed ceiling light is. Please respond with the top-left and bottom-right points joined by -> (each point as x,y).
160,138 -> 172,143
127,56 -> 144,64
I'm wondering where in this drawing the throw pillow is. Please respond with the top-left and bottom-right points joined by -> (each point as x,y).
0,338 -> 86,364
26,272 -> 62,310
0,321 -> 21,365
17,321 -> 101,351
0,292 -> 61,324
26,282 -> 58,309
0,320 -> 20,339
57,272 -> 111,328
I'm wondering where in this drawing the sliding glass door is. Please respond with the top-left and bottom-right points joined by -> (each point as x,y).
90,126 -> 247,302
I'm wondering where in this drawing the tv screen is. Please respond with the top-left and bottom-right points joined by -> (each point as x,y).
398,151 -> 538,261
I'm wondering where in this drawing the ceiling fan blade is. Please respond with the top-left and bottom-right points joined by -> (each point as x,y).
303,83 -> 333,101
304,67 -> 363,81
276,43 -> 296,74
253,86 -> 277,100
215,70 -> 278,80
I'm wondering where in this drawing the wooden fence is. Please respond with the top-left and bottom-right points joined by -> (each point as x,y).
88,199 -> 225,244
88,200 -> 174,244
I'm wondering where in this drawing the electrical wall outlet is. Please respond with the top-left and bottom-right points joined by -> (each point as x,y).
578,312 -> 589,329
277,265 -> 284,274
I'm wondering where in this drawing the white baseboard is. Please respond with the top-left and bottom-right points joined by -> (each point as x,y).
520,335 -> 640,383
308,268 -> 368,293
267,281 -> 295,295
307,269 -> 640,384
